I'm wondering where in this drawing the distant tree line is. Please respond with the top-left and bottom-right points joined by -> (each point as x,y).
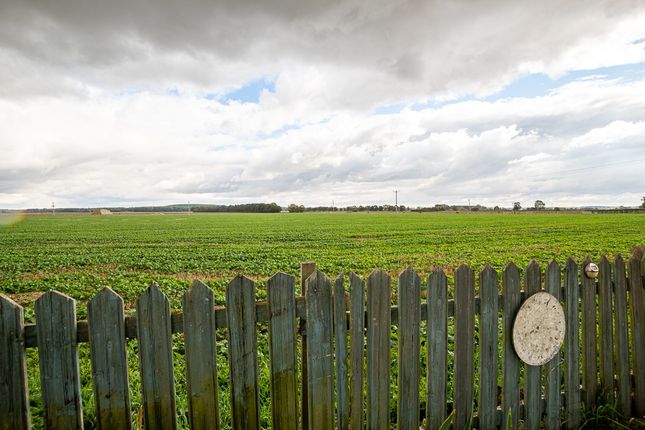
192,203 -> 281,213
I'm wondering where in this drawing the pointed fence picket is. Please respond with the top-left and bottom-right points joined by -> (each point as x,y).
4,249 -> 645,429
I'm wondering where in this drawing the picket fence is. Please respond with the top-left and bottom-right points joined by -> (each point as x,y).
1,252 -> 645,430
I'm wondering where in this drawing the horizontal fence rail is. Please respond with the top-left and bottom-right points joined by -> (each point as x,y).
2,250 -> 645,429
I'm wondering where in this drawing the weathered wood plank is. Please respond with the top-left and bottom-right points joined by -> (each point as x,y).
227,275 -> 260,430
564,258 -> 581,429
88,288 -> 131,430
545,260 -> 562,430
503,262 -> 521,430
479,265 -> 498,430
630,254 -> 645,416
136,283 -> 177,430
397,268 -> 420,430
267,273 -> 298,430
349,272 -> 365,430
0,295 -> 30,430
427,269 -> 447,430
598,256 -> 614,398
367,269 -> 391,430
613,255 -> 631,417
306,270 -> 334,430
301,261 -> 316,430
525,260 -> 542,430
454,265 -> 474,429
183,280 -> 219,430
35,290 -> 84,429
581,257 -> 597,409
334,275 -> 349,430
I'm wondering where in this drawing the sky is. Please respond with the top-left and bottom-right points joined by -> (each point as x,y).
1,0 -> 645,209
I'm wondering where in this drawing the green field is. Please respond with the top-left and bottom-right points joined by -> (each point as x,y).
1,211 -> 644,428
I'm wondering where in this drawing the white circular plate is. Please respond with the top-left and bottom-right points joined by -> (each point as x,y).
512,292 -> 565,366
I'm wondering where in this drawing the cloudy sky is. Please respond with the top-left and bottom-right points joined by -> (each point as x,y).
1,0 -> 645,209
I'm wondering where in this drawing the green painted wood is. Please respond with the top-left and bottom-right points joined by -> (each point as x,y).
306,270 -> 334,430
525,260 -> 542,430
0,295 -> 30,430
613,255 -> 631,417
479,265 -> 498,430
301,261 -> 317,430
502,262 -> 521,430
349,272 -> 365,430
35,291 -> 84,429
136,283 -> 177,430
397,268 -> 420,430
581,257 -> 597,409
226,275 -> 260,430
454,265 -> 474,429
598,256 -> 614,398
334,275 -> 349,430
545,260 -> 562,430
564,258 -> 581,429
427,269 -> 447,430
367,269 -> 391,430
183,280 -> 220,430
88,288 -> 131,430
629,254 -> 645,416
267,273 -> 298,430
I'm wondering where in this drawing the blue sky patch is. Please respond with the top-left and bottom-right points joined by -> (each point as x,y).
219,77 -> 276,104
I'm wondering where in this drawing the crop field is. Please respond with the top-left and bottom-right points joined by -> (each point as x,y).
1,211 -> 645,428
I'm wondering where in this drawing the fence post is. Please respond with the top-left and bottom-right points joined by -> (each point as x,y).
349,273 -> 365,430
598,256 -> 614,397
427,269 -> 447,430
503,263 -> 521,430
454,265 -> 475,429
525,260 -> 542,430
630,253 -> 645,416
613,256 -> 631,417
565,258 -> 581,429
545,260 -> 562,430
479,265 -> 499,430
334,275 -> 349,429
397,267 -> 420,430
300,261 -> 316,430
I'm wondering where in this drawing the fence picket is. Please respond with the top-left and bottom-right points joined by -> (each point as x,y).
427,269 -> 447,430
136,283 -> 177,430
545,260 -> 562,430
613,256 -> 631,417
525,260 -> 542,430
334,275 -> 349,430
598,256 -> 614,397
0,295 -> 30,430
479,265 -> 498,430
454,265 -> 475,429
367,269 -> 391,430
35,291 -> 84,429
582,257 -> 598,409
88,288 -> 131,430
397,268 -> 420,430
301,261 -> 317,430
349,273 -> 365,430
306,270 -> 334,430
227,275 -> 260,430
503,262 -> 521,430
183,280 -> 220,430
565,258 -> 581,429
630,254 -> 645,416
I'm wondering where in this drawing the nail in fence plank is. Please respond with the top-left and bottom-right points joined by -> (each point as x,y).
137,284 -> 177,430
454,265 -> 475,429
503,262 -> 521,430
0,295 -> 30,430
88,288 -> 131,430
525,260 -> 542,430
581,257 -> 597,409
35,291 -> 84,429
545,260 -> 562,430
479,265 -> 499,430
367,269 -> 391,430
267,273 -> 298,430
334,275 -> 349,430
630,254 -> 645,416
427,269 -> 447,430
397,268 -> 420,430
301,261 -> 317,430
613,256 -> 631,417
306,270 -> 334,430
349,273 -> 365,430
183,280 -> 220,430
598,256 -> 614,397
564,258 -> 581,429
227,275 -> 260,430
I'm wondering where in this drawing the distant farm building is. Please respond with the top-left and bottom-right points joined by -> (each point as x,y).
91,209 -> 112,215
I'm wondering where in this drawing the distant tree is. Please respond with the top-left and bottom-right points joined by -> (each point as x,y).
287,204 -> 305,213
493,205 -> 501,211
513,202 -> 522,211
534,200 -> 546,210
642,196 -> 645,208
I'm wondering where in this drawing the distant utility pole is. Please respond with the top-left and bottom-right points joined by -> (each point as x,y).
468,199 -> 471,211
394,190 -> 399,212
52,202 -> 55,216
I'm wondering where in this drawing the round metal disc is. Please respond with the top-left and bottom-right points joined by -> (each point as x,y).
512,292 -> 565,366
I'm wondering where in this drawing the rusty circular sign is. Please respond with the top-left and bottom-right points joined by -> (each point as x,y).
512,292 -> 565,366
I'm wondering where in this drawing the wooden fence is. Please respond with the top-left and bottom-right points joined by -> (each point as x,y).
2,251 -> 645,429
